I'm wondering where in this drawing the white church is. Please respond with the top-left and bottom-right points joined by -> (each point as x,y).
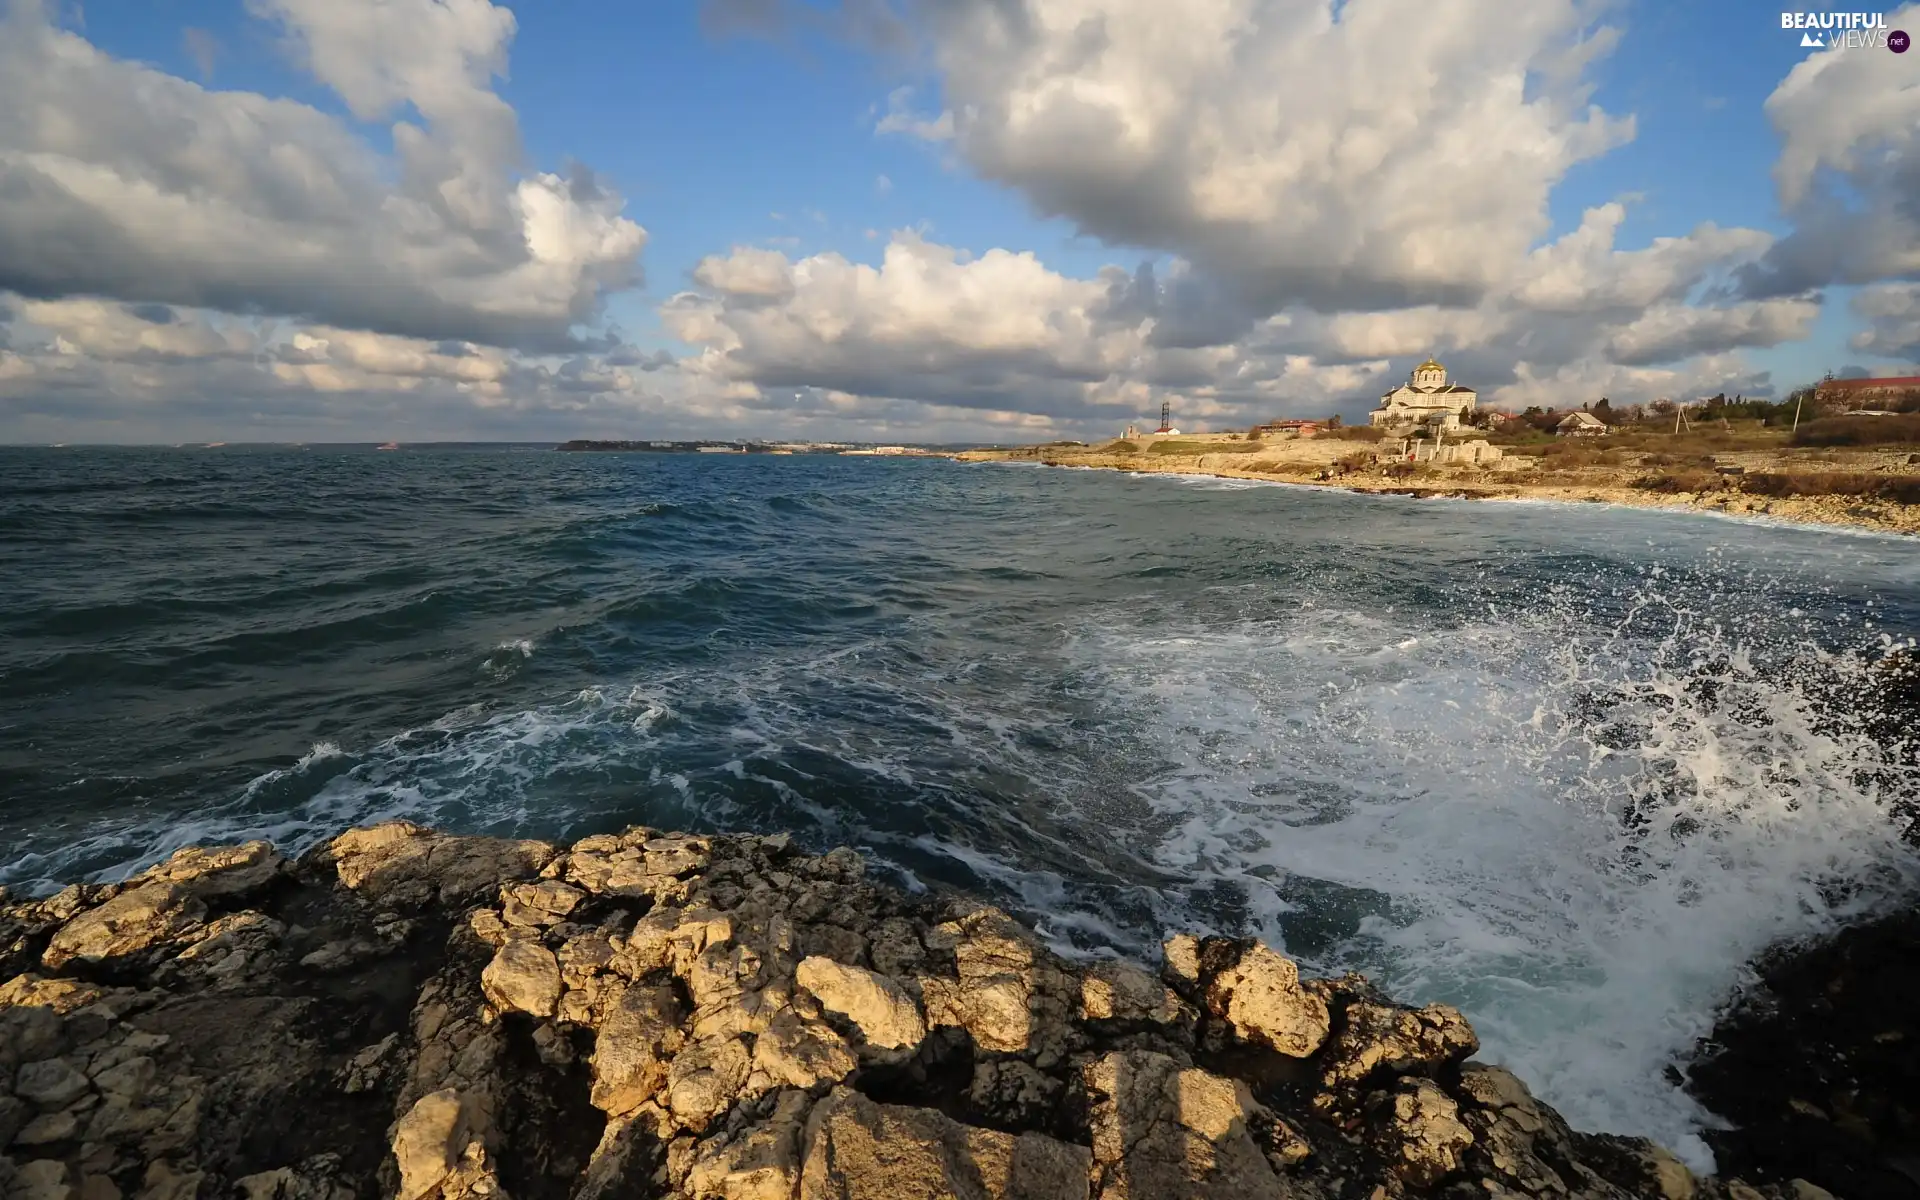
1368,357 -> 1479,430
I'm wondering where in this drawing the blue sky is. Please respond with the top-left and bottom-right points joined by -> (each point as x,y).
1,0 -> 1916,440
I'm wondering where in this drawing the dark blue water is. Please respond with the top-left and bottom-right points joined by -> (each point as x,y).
3,444 -> 1919,1157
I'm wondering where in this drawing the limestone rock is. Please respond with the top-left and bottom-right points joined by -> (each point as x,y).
667,1037 -> 753,1131
797,1087 -> 1090,1200
130,843 -> 284,901
919,908 -> 1074,1061
14,1057 -> 91,1109
42,885 -> 206,970
685,1089 -> 811,1200
1196,941 -> 1329,1058
321,822 -> 553,907
590,983 -> 686,1117
1318,997 -> 1478,1091
750,1011 -> 856,1091
1368,1078 -> 1473,1189
480,940 -> 562,1019
1083,1050 -> 1287,1200
794,958 -> 924,1051
390,1088 -> 477,1200
1080,961 -> 1190,1026
233,1155 -> 355,1200
13,1160 -> 76,1200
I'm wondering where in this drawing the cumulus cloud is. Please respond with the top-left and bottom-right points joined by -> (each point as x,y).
0,0 -> 646,352
1740,2 -> 1920,296
667,231 -> 1154,419
1850,284 -> 1920,358
660,222 -> 1803,438
874,0 -> 1634,313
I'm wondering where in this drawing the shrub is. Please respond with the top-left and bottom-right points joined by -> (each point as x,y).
1790,414 -> 1920,447
1319,425 -> 1387,442
1740,472 -> 1920,503
1638,452 -> 1718,468
1333,451 -> 1374,473
1102,439 -> 1141,454
1635,470 -> 1723,493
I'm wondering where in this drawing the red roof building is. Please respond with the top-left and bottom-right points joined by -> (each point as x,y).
1814,375 -> 1920,409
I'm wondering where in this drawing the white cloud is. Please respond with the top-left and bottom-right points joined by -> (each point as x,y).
1742,2 -> 1920,295
0,0 -> 646,351
1850,284 -> 1920,358
893,0 -> 1634,312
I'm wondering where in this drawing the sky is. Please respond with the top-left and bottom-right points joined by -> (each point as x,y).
1,0 -> 1917,444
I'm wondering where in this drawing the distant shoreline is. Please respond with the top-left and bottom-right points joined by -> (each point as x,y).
946,444 -> 1920,537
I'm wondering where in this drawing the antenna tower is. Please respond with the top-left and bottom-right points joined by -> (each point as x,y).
1159,400 -> 1171,432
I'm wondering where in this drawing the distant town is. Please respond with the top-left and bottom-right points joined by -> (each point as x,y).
555,440 -> 945,455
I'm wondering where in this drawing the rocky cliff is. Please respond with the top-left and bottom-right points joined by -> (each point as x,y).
0,823 -> 1825,1200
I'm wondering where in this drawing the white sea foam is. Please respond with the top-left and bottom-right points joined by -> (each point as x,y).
1069,603 -> 1920,1169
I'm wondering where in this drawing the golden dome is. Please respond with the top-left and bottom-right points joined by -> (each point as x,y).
1416,357 -> 1444,373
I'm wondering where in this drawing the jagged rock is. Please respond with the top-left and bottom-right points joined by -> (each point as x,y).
42,885 -> 206,971
15,1108 -> 82,1145
0,822 -> 1783,1200
129,843 -> 284,901
1083,1050 -> 1286,1199
479,940 -> 562,1019
390,1088 -> 478,1200
321,822 -> 553,908
968,1059 -> 1062,1129
14,1057 -> 91,1108
1080,961 -> 1191,1026
0,1092 -> 28,1145
667,1037 -> 753,1131
1573,1131 -> 1699,1200
685,1088 -> 811,1200
12,1159 -> 76,1200
793,958 -> 924,1051
133,1160 -> 203,1200
920,909 -> 1074,1063
1369,1077 -> 1474,1189
750,1010 -> 855,1091
500,880 -> 584,928
798,1086 -> 1090,1199
591,983 -> 686,1116
1187,940 -> 1330,1058
233,1154 -> 356,1200
1317,995 -> 1478,1091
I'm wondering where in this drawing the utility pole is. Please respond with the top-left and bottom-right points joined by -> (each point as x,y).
1791,389 -> 1805,434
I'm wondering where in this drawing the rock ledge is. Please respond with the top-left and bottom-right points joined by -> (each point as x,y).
0,824 -> 1821,1200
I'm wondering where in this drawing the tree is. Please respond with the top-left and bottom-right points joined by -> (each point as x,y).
1592,397 -> 1616,424
1325,414 -> 1344,430
1650,397 -> 1677,416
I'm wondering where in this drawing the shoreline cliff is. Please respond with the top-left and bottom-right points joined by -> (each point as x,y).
0,822 -> 1858,1200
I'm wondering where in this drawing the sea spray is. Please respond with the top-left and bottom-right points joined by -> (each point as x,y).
1076,589 -> 1920,1169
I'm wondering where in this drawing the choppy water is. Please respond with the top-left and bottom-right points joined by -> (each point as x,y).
5,444 -> 1920,1165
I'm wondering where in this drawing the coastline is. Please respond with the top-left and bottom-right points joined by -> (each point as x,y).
0,821 -> 1845,1200
948,448 -> 1920,538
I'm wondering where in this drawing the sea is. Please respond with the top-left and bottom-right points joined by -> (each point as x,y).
4,444 -> 1919,1166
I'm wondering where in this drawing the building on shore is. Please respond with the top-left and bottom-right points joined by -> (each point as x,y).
1368,358 -> 1479,431
1252,419 -> 1321,439
1556,412 -> 1608,437
1813,374 -> 1920,412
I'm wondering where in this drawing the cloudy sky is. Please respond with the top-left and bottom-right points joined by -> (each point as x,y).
1,0 -> 1917,443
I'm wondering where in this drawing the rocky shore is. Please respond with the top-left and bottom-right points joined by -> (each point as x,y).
949,449 -> 1920,538
0,823 -> 1835,1200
